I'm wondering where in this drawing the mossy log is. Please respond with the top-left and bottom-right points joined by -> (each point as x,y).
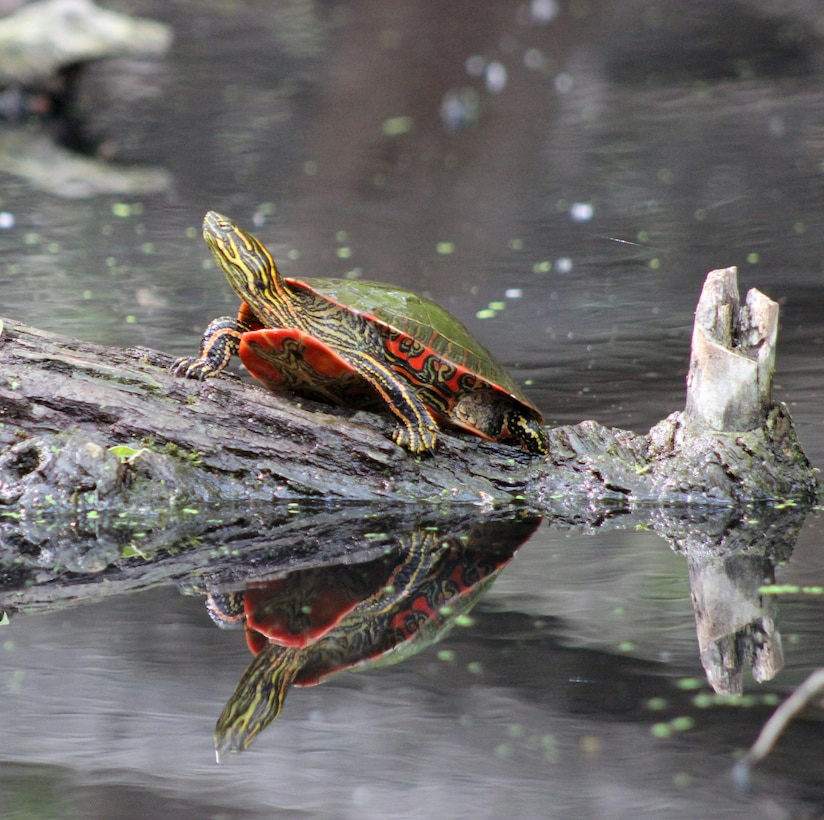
0,268 -> 816,516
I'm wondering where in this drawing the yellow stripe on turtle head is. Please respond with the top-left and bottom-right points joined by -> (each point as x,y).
214,643 -> 300,759
202,211 -> 285,304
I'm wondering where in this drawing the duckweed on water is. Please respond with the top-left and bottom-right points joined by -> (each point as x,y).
693,692 -> 780,709
579,736 -> 602,757
651,722 -> 673,739
381,116 -> 413,136
670,716 -> 695,732
758,584 -> 824,595
651,716 -> 695,739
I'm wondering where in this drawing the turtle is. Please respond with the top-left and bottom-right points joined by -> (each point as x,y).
171,211 -> 548,455
205,562 -> 390,650
212,530 -> 521,757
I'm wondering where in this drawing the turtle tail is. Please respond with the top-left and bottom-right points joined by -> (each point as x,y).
214,643 -> 301,760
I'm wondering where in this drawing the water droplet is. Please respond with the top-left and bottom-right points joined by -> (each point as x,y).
466,55 -> 485,77
555,257 -> 573,274
554,72 -> 573,94
485,61 -> 508,93
570,202 -> 593,222
531,0 -> 559,24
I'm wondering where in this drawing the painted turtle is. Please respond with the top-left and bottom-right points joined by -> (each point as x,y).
205,563 -> 389,650
172,211 -> 548,455
212,530 -> 523,757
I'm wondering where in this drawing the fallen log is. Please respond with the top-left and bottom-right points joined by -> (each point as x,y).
0,267 -> 816,516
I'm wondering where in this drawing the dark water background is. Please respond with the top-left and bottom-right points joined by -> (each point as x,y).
2,1 -> 824,817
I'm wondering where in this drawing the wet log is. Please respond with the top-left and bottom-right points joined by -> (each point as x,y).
0,268 -> 816,516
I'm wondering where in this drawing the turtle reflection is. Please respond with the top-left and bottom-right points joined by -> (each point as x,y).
205,515 -> 540,757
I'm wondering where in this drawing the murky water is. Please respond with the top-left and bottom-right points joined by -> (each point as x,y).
1,1 -> 824,817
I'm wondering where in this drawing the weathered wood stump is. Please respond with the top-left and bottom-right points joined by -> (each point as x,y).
685,266 -> 778,432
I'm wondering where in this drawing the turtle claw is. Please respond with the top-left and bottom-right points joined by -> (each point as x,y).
393,424 -> 438,455
171,316 -> 245,381
170,356 -> 193,377
170,356 -> 216,380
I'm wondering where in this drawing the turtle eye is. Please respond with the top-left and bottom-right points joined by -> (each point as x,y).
252,277 -> 266,292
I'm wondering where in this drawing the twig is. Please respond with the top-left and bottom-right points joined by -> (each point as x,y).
732,668 -> 824,790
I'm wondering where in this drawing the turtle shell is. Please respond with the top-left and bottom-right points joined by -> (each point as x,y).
298,277 -> 541,414
242,562 -> 388,648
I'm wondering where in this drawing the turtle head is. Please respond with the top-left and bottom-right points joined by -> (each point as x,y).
202,211 -> 284,303
214,643 -> 299,759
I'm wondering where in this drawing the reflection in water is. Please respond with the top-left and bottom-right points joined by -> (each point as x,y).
203,515 -> 541,758
657,502 -> 806,695
0,499 -> 813,771
0,127 -> 171,198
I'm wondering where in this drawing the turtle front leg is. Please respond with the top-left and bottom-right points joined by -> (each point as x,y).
346,352 -> 439,454
171,315 -> 255,380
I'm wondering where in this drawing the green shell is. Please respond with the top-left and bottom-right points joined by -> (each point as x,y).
297,277 -> 539,411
